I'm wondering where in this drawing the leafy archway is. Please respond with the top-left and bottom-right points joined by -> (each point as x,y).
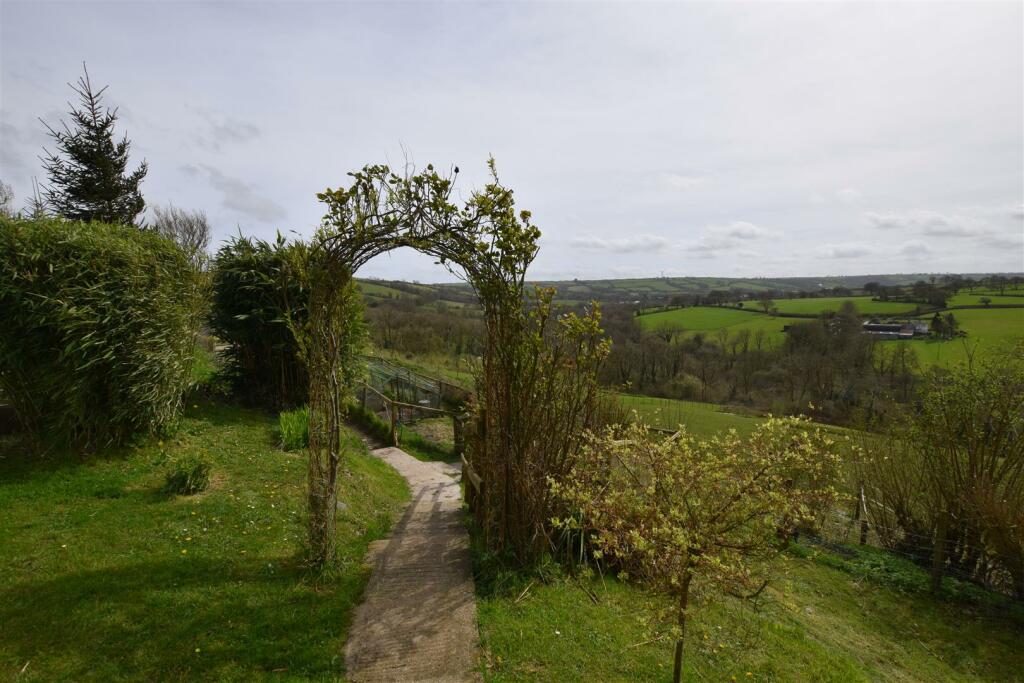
296,159 -> 601,569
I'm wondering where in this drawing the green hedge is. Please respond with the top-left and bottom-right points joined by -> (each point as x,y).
209,234 -> 308,409
0,217 -> 205,448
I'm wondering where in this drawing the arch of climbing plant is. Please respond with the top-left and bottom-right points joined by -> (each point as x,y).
294,159 -> 605,569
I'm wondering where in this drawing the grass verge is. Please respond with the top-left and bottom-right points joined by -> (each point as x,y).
475,540 -> 1024,681
0,397 -> 409,681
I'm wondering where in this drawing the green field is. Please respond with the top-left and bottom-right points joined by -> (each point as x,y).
636,301 -> 1023,368
637,306 -> 789,345
947,292 -> 1024,307
617,393 -> 764,438
639,306 -> 767,332
909,307 -> 1024,367
477,543 -> 1024,682
357,280 -> 407,298
771,296 -> 917,315
0,399 -> 409,681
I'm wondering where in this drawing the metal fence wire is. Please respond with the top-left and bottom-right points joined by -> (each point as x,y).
364,357 -> 443,415
806,507 -> 1016,597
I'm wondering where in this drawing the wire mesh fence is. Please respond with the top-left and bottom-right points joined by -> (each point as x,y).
806,506 -> 1017,598
365,357 -> 443,413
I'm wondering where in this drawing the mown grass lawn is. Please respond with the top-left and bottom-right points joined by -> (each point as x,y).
0,398 -> 409,682
476,544 -> 1024,682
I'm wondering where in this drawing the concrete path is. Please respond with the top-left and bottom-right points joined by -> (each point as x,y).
344,447 -> 480,682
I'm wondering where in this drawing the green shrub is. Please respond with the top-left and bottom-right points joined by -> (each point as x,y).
163,454 -> 212,495
209,234 -> 308,409
277,405 -> 309,450
0,217 -> 205,448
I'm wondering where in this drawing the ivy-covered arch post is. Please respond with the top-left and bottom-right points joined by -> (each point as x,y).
302,159 -> 605,568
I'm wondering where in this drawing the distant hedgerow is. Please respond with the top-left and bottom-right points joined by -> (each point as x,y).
0,216 -> 205,448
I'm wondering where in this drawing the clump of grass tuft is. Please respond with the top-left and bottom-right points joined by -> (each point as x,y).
277,405 -> 309,450
163,454 -> 211,495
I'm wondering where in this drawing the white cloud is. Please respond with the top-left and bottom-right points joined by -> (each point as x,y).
688,236 -> 735,255
662,173 -> 705,190
897,240 -> 931,260
982,232 -> 1024,250
190,107 -> 261,151
685,221 -> 775,256
835,187 -> 863,204
569,233 -> 671,253
865,210 -> 988,236
817,242 -> 874,259
809,188 -> 863,205
182,164 -> 286,223
706,221 -> 775,240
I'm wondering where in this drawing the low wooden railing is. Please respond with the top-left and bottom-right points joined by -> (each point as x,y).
358,380 -> 469,454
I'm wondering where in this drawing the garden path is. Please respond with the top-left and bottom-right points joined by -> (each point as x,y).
344,447 -> 480,682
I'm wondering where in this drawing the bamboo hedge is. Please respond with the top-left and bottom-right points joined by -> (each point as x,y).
209,234 -> 309,409
0,217 -> 205,448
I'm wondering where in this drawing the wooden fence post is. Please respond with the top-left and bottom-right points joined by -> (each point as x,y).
453,413 -> 468,456
388,401 -> 398,446
931,512 -> 949,594
858,487 -> 869,546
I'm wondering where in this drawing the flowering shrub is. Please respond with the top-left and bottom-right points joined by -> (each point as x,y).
553,416 -> 842,683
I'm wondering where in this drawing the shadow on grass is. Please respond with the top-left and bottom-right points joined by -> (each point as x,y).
0,555 -> 363,680
0,432 -> 137,485
0,398 -> 276,485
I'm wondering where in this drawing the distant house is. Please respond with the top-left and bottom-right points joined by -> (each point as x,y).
910,320 -> 930,335
862,320 -> 928,340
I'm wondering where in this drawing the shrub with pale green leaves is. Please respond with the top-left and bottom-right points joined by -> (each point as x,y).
0,217 -> 205,448
553,416 -> 842,683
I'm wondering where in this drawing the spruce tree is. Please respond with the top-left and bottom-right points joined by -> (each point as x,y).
40,64 -> 147,225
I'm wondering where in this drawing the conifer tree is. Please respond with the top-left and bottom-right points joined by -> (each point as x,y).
40,64 -> 147,225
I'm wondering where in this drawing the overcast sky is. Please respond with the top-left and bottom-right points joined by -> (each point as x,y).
2,1 -> 1022,282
